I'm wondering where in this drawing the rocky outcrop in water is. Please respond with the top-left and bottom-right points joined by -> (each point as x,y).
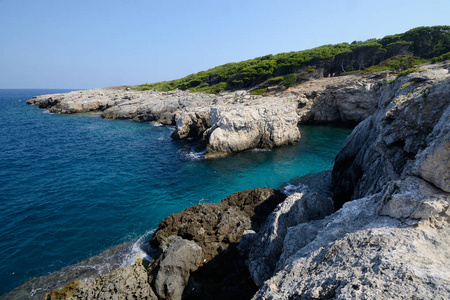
42,188 -> 285,300
151,187 -> 286,300
204,100 -> 300,157
26,73 -> 384,157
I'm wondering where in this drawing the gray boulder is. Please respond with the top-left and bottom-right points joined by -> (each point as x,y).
148,236 -> 202,300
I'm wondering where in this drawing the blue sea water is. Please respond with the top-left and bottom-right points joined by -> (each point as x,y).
0,89 -> 351,296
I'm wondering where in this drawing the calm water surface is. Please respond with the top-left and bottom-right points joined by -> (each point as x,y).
0,89 -> 351,295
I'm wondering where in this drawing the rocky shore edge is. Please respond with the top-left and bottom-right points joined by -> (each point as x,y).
6,62 -> 449,299
26,70 -> 383,158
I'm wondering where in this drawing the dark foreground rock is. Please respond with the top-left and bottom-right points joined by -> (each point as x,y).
151,188 -> 287,299
42,188 -> 286,300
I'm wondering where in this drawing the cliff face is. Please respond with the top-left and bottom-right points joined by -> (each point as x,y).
250,63 -> 450,299
25,63 -> 450,300
332,63 -> 450,208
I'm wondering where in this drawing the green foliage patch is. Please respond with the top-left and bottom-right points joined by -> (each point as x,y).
250,88 -> 268,95
135,26 -> 450,93
431,51 -> 450,63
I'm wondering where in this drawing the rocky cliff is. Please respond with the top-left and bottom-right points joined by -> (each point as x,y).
249,63 -> 450,299
22,63 -> 450,299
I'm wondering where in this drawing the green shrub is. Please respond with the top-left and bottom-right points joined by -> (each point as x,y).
250,88 -> 268,95
282,73 -> 298,87
431,51 -> 450,63
397,68 -> 421,77
400,82 -> 411,89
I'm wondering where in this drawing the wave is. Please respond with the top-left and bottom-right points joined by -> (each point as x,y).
178,149 -> 206,161
149,121 -> 163,127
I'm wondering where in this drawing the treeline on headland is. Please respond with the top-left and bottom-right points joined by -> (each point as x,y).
136,26 -> 450,94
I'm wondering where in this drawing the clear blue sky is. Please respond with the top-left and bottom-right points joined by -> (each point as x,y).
1,0 -> 449,89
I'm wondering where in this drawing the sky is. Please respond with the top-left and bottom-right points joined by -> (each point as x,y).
0,0 -> 449,89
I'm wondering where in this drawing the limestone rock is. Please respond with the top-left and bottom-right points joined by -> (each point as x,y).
148,236 -> 202,300
306,80 -> 380,124
205,100 -> 300,157
377,176 -> 450,227
253,178 -> 450,299
410,105 -> 450,192
332,65 -> 450,208
245,172 -> 334,287
171,110 -> 210,140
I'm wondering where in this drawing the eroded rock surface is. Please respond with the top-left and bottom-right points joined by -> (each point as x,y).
151,188 -> 286,263
150,188 -> 286,299
332,63 -> 450,208
253,177 -> 450,299
243,172 -> 334,287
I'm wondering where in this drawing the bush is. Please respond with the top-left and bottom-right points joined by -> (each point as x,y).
431,51 -> 450,63
250,88 -> 268,95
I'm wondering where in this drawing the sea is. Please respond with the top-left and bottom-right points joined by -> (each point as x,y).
0,89 -> 352,296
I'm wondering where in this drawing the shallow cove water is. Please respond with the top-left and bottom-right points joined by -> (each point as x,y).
0,89 -> 352,296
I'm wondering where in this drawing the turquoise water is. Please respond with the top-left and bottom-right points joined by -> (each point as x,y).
0,89 -> 351,295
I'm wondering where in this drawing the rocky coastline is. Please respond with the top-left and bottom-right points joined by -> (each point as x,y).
26,72 -> 382,158
8,62 -> 449,299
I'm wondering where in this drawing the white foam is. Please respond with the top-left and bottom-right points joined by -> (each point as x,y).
121,228 -> 156,267
150,121 -> 163,127
252,148 -> 271,152
179,149 -> 206,161
282,183 -> 308,195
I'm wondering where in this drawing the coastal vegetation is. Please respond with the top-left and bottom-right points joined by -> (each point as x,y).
135,26 -> 450,93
